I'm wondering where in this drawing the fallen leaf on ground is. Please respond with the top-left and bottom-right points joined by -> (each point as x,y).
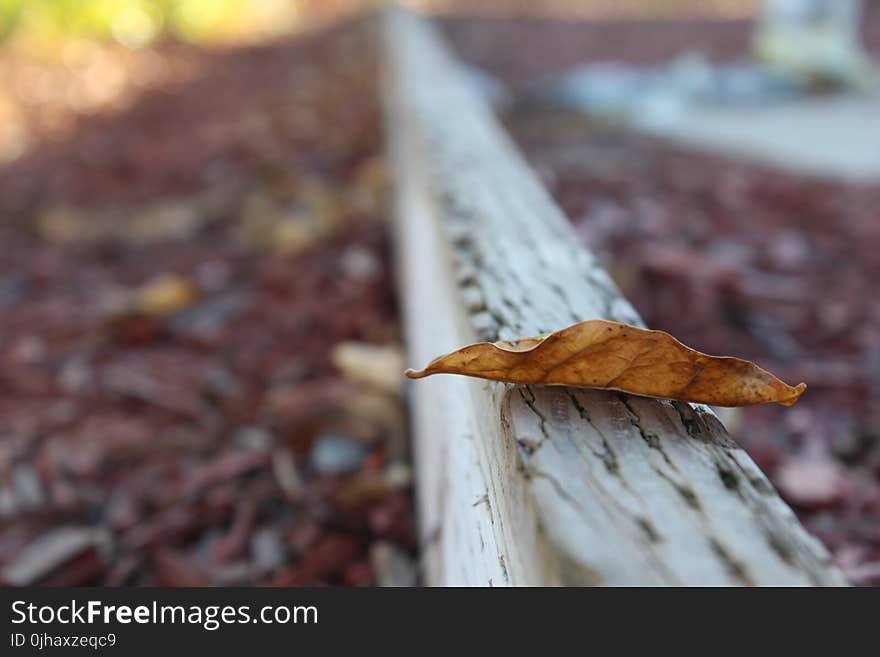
0,526 -> 109,586
331,341 -> 404,394
134,274 -> 199,317
405,319 -> 806,407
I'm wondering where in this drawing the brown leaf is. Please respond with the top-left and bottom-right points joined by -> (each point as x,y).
405,319 -> 805,407
134,274 -> 199,317
331,341 -> 405,394
0,526 -> 108,586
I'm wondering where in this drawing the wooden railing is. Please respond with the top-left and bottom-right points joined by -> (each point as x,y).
384,7 -> 846,586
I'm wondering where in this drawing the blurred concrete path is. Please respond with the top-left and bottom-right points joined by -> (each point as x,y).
638,92 -> 880,182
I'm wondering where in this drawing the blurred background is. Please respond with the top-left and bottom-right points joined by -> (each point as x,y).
0,1 -> 877,586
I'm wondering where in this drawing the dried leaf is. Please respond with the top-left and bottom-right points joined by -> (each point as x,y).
134,274 -> 198,317
405,319 -> 806,407
0,526 -> 109,586
331,341 -> 404,394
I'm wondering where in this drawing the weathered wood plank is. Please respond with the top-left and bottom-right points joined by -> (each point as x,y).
383,7 -> 846,586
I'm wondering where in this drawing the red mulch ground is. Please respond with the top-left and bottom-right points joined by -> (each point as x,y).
3,11 -> 878,587
446,16 -> 880,585
0,17 -> 417,586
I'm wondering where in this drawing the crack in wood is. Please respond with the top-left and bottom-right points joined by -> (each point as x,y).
566,391 -> 621,477
709,537 -> 755,586
618,394 -> 678,470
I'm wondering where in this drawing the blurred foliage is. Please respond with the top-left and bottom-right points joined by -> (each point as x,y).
0,0 -> 314,48
0,0 -> 759,50
408,0 -> 756,19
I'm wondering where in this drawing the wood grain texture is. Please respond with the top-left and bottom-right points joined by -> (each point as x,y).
383,7 -> 846,585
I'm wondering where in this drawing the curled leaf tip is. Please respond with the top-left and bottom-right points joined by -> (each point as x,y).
404,319 -> 806,407
779,382 -> 807,406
